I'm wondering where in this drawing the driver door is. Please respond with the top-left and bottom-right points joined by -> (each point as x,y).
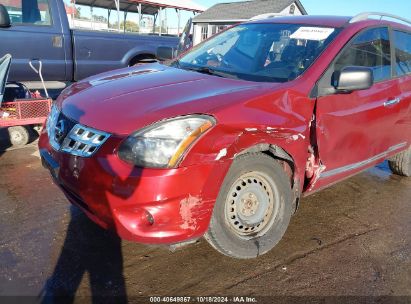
314,27 -> 404,184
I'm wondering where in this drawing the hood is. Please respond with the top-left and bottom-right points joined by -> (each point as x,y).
58,63 -> 278,135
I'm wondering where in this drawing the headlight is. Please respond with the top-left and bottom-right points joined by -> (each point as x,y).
118,115 -> 215,168
46,104 -> 59,134
46,104 -> 61,150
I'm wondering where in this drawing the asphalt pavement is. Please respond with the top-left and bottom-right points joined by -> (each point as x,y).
0,143 -> 410,303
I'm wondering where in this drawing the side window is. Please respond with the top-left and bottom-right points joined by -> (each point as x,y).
393,30 -> 411,76
335,27 -> 391,82
3,0 -> 51,25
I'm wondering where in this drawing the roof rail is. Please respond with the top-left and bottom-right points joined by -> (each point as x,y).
349,12 -> 411,25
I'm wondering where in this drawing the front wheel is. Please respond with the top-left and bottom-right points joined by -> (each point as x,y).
205,153 -> 293,259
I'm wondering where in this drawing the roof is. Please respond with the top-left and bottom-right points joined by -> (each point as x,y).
250,15 -> 352,28
193,0 -> 307,23
73,0 -> 205,15
250,14 -> 411,30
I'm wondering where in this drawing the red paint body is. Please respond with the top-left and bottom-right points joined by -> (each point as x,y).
39,16 -> 411,244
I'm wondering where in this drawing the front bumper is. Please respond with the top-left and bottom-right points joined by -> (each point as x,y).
39,131 -> 229,244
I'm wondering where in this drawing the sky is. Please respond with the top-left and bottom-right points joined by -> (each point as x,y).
196,0 -> 411,20
167,0 -> 411,29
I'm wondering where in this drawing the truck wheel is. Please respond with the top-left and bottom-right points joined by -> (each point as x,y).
129,55 -> 157,66
388,147 -> 411,177
32,124 -> 43,136
204,153 -> 293,259
8,126 -> 30,147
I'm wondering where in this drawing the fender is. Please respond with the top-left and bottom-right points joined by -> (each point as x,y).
181,125 -> 311,203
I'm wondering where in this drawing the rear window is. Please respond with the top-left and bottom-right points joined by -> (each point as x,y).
2,0 -> 51,25
393,30 -> 411,76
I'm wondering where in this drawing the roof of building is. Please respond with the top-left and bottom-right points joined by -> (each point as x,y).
73,0 -> 205,14
193,0 -> 307,23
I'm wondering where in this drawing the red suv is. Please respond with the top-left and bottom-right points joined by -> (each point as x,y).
39,13 -> 411,259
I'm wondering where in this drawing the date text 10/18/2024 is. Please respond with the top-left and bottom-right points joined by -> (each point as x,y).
149,296 -> 258,303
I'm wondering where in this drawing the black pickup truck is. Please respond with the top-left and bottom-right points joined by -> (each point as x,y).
0,0 -> 178,87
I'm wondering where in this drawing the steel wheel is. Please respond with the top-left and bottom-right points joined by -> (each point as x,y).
205,153 -> 293,259
225,172 -> 279,238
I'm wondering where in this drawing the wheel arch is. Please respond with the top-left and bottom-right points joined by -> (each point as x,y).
128,53 -> 157,66
234,143 -> 301,212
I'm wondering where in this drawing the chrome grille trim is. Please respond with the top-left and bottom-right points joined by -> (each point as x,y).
46,105 -> 110,157
61,124 -> 110,157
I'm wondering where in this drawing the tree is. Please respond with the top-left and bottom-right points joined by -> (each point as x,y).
74,6 -> 81,19
93,15 -> 108,23
112,20 -> 140,32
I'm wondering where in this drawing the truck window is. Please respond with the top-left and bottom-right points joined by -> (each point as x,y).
2,0 -> 51,25
393,30 -> 411,76
335,27 -> 391,82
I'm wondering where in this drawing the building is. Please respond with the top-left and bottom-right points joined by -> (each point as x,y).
192,0 -> 307,45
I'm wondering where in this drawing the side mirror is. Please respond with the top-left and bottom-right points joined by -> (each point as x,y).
333,66 -> 373,92
157,46 -> 175,61
0,5 -> 11,28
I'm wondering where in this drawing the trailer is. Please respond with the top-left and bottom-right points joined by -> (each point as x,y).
0,54 -> 52,147
1,98 -> 52,147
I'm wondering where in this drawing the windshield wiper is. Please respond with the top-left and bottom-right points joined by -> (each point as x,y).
168,58 -> 181,68
184,66 -> 238,79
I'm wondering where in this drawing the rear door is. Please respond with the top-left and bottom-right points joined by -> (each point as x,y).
314,27 -> 404,182
0,0 -> 68,81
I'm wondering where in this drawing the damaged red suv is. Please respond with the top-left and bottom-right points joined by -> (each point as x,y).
39,14 -> 411,258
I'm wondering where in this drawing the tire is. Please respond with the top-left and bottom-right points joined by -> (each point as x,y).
32,124 -> 43,136
129,55 -> 157,66
205,153 -> 293,259
388,147 -> 411,177
8,126 -> 30,147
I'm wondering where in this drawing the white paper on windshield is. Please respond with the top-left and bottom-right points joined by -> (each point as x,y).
290,27 -> 335,41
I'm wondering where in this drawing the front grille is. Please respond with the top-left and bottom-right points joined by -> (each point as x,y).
61,124 -> 110,157
46,105 -> 110,157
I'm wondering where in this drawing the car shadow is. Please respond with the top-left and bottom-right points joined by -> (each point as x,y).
39,206 -> 128,304
0,127 -> 12,154
38,100 -> 142,303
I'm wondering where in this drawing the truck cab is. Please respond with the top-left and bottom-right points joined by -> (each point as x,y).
0,0 -> 72,83
0,0 -> 179,89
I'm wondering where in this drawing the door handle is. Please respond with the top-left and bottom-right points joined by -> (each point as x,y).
384,98 -> 401,107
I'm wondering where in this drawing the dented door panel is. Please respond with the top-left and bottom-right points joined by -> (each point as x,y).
313,79 -> 403,189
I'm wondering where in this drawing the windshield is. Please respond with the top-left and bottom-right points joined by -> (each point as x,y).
177,23 -> 340,83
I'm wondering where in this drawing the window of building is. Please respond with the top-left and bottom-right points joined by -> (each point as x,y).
289,4 -> 296,15
211,25 -> 218,36
201,25 -> 208,41
335,27 -> 391,82
393,30 -> 411,76
2,0 -> 51,25
210,25 -> 229,37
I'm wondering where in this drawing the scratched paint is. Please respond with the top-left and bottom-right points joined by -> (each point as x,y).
179,195 -> 202,230
215,148 -> 228,160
